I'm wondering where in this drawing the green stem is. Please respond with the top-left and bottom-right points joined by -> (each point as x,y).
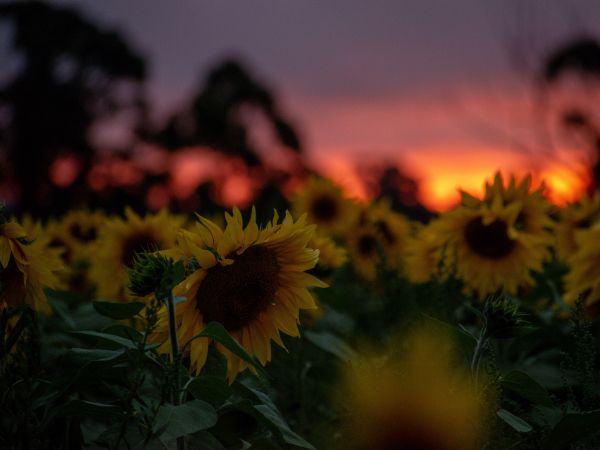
470,327 -> 488,389
166,290 -> 185,450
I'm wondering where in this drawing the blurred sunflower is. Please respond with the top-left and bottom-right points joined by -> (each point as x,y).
310,233 -> 347,269
346,224 -> 380,281
563,225 -> 600,308
292,176 -> 358,235
368,200 -> 411,270
555,192 -> 600,261
89,208 -> 184,301
0,220 -> 63,314
482,172 -> 553,235
59,209 -> 105,260
442,177 -> 552,298
338,330 -> 487,450
43,218 -> 78,265
404,219 -> 447,284
154,208 -> 326,381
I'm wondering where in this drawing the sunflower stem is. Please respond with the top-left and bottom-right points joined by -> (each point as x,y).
470,326 -> 488,389
166,289 -> 185,450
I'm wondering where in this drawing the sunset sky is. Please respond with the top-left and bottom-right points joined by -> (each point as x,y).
58,0 -> 600,209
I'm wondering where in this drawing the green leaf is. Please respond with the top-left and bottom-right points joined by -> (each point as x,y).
543,410 -> 600,450
47,295 -> 77,329
153,400 -> 218,440
70,348 -> 127,363
187,322 -> 267,377
501,370 -> 554,407
422,314 -> 476,355
187,375 -> 233,407
187,431 -> 226,450
58,399 -> 122,418
93,300 -> 145,320
497,409 -> 533,433
303,330 -> 356,362
71,330 -> 139,349
235,380 -> 316,449
102,324 -> 143,342
254,405 -> 315,449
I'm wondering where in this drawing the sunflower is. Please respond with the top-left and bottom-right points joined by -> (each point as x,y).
368,200 -> 411,270
43,218 -> 78,266
482,172 -> 554,235
154,208 -> 326,382
563,225 -> 600,308
555,192 -> 600,261
89,208 -> 185,301
292,176 -> 359,236
404,219 -> 448,284
338,330 -> 486,450
309,233 -> 347,269
58,209 -> 105,260
0,220 -> 63,314
346,224 -> 381,281
441,175 -> 552,298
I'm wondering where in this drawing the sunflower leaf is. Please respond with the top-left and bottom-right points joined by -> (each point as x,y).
71,330 -> 139,350
69,348 -> 127,363
92,300 -> 145,320
501,370 -> 554,408
497,409 -> 533,433
187,322 -> 268,378
543,410 -> 600,450
57,399 -> 122,418
234,380 -> 316,449
153,400 -> 218,440
303,330 -> 356,362
186,375 -> 233,407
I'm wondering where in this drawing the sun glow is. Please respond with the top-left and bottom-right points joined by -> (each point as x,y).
310,144 -> 588,211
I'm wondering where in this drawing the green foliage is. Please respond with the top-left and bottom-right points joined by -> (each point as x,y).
128,252 -> 185,300
3,243 -> 600,449
497,408 -> 534,433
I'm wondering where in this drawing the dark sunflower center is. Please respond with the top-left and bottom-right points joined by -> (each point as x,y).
310,195 -> 339,222
121,232 -> 161,267
358,234 -> 378,257
69,223 -> 97,242
376,220 -> 396,245
0,259 -> 25,308
464,217 -> 515,259
196,245 -> 280,332
368,423 -> 455,450
49,237 -> 71,262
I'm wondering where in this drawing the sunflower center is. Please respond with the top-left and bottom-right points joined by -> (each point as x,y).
376,220 -> 396,245
69,223 -> 97,242
0,259 -> 25,308
49,237 -> 71,262
464,217 -> 515,259
368,423 -> 455,450
121,232 -> 161,267
310,195 -> 339,222
196,245 -> 280,332
358,234 -> 378,257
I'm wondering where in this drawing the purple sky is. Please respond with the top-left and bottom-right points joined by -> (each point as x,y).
57,1 -> 598,109
53,0 -> 600,207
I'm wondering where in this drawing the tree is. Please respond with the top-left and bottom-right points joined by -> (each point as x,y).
0,1 -> 147,215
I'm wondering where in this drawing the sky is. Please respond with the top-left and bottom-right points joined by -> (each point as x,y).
57,0 -> 600,209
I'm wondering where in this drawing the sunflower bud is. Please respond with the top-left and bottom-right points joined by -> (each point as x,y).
128,252 -> 184,300
482,296 -> 530,339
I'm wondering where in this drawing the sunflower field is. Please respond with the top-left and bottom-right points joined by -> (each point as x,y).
3,171 -> 600,450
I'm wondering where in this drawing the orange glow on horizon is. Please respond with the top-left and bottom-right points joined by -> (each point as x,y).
309,145 -> 588,211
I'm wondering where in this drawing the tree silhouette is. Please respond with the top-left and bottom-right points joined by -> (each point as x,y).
155,59 -> 303,168
0,1 -> 146,216
542,36 -> 600,192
